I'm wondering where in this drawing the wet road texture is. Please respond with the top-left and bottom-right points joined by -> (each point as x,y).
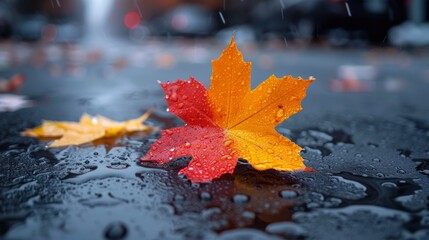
1,40 -> 429,240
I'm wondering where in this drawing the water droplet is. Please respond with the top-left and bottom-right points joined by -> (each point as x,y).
170,148 -> 175,152
242,211 -> 255,219
177,103 -> 184,108
200,192 -> 211,200
232,194 -> 250,203
216,107 -> 222,112
267,88 -> 272,93
223,140 -> 233,147
376,172 -> 385,178
279,190 -> 297,199
267,148 -> 274,154
184,142 -> 191,148
355,153 -> 363,158
397,169 -> 406,174
170,93 -> 178,101
174,194 -> 185,202
381,182 -> 397,188
166,108 -> 170,112
276,109 -> 284,118
104,222 -> 128,240
289,96 -> 297,101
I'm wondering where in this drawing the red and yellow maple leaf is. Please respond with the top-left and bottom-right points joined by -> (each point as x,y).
23,111 -> 153,147
142,37 -> 314,182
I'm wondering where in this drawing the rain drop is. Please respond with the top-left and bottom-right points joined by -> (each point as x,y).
177,103 -> 184,109
232,194 -> 250,203
276,109 -> 284,118
242,211 -> 255,219
381,182 -> 397,188
184,142 -> 191,148
170,93 -> 178,101
104,222 -> 128,240
174,194 -> 185,202
376,172 -> 385,178
200,192 -> 212,200
279,190 -> 297,199
223,140 -> 233,147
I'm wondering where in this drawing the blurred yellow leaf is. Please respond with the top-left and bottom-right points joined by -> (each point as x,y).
23,111 -> 153,147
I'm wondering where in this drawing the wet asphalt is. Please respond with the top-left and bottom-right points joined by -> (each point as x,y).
1,39 -> 429,240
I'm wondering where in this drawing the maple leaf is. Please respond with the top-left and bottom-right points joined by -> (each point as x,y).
23,111 -> 153,147
142,37 -> 314,182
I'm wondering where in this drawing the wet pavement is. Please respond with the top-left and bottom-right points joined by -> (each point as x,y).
1,39 -> 429,240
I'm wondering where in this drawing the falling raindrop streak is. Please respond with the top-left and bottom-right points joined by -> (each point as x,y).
134,0 -> 143,17
219,12 -> 226,24
345,2 -> 352,17
283,37 -> 288,47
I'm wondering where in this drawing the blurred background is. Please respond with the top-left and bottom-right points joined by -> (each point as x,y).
0,0 -> 427,46
0,0 -> 429,46
0,0 -> 428,114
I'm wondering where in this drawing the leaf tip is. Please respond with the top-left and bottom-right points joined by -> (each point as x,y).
230,34 -> 236,44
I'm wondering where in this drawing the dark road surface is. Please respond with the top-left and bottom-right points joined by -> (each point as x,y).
1,39 -> 429,240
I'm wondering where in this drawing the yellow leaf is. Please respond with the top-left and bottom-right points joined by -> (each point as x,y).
23,111 -> 153,147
